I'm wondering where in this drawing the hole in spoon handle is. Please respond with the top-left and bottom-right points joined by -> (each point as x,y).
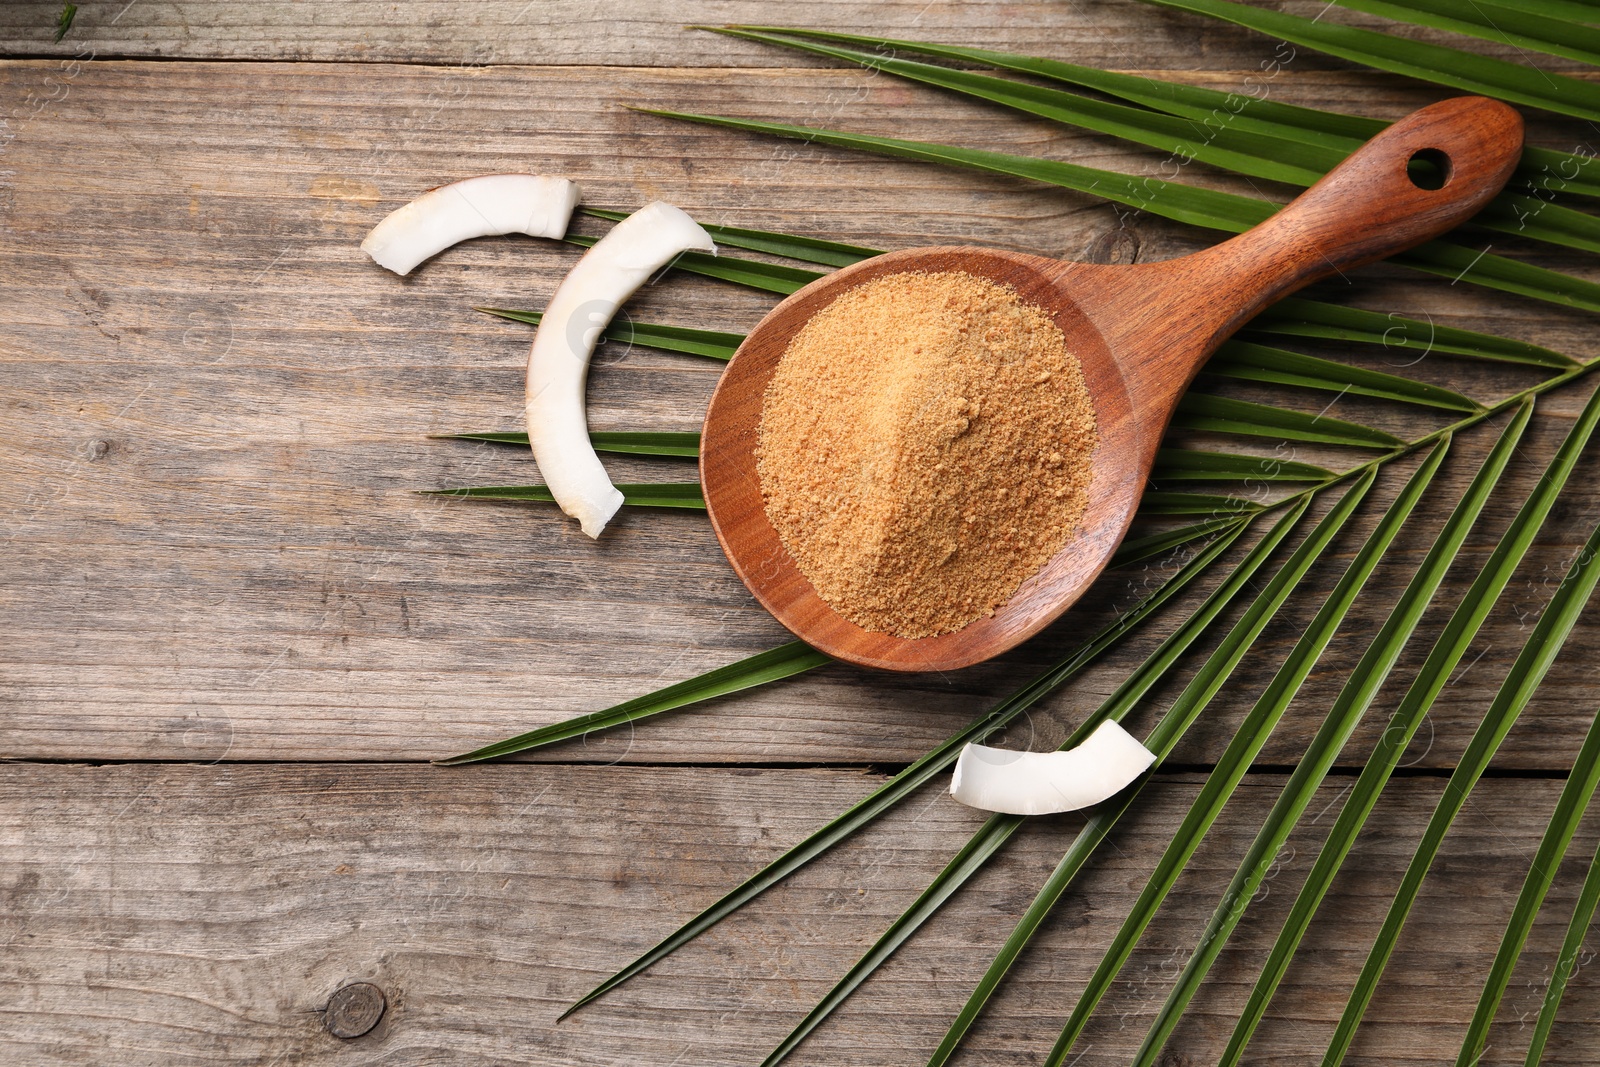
1077,98 -> 1523,444
1220,96 -> 1523,296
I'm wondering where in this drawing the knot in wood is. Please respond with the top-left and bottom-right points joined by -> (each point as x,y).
324,981 -> 385,1039
1081,225 -> 1141,266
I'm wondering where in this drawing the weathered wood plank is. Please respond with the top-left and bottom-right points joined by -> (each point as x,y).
7,0 -> 1594,71
2,59 -> 1599,766
1,763 -> 1596,1065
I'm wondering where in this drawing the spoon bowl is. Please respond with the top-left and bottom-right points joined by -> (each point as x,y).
701,97 -> 1524,672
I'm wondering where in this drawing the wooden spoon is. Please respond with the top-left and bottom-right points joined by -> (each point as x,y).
700,96 -> 1523,673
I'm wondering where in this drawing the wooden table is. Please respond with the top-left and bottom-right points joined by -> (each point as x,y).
3,2 -> 1598,1063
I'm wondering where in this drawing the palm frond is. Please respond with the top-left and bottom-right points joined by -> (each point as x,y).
1048,459 -> 1407,1066
1209,341 -> 1481,411
422,482 -> 705,508
435,641 -> 829,765
580,207 -> 879,267
1327,0 -> 1600,67
1172,394 -> 1403,448
711,27 -> 1333,185
644,109 -> 1600,314
1457,697 -> 1600,1065
1135,491 -> 1261,516
476,306 -> 742,359
1152,448 -> 1332,483
1224,385 -> 1600,1063
562,519 -> 1248,1017
1248,298 -> 1575,369
722,25 -> 1600,199
422,17 -> 1600,1059
1326,386 -> 1600,1064
563,232 -> 822,294
1111,515 -> 1249,567
433,430 -> 701,458
714,27 -> 1600,257
1133,0 -> 1600,121
1152,399 -> 1534,1065
722,24 -> 1381,143
639,107 -> 1270,229
762,497 -> 1309,1067
754,809 -> 1017,1066
1524,815 -> 1600,1065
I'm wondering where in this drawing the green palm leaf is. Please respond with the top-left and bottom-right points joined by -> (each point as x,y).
433,430 -> 702,457
562,519 -> 1246,1018
563,232 -> 822,294
1111,515 -> 1250,567
580,207 -> 879,267
717,27 -> 1600,257
1209,340 -> 1481,411
646,110 -> 1600,314
938,474 -> 1373,1067
1519,0 -> 1600,22
1134,491 -> 1261,516
724,24 -> 1378,145
1474,194 -> 1600,256
755,810 -> 1019,1066
1224,386 -> 1600,1064
710,27 -> 1333,185
1048,459 -> 1407,1066
1173,393 -> 1402,448
1247,298 -> 1575,369
757,502 -> 1304,1067
433,434 -> 1335,493
1151,447 -> 1332,484
1326,392 -> 1600,1064
1134,0 -> 1600,121
1329,0 -> 1600,66
422,482 -> 706,508
1524,819 -> 1600,1064
477,306 -> 743,359
641,108 -> 1268,230
435,641 -> 830,765
1457,697 -> 1600,1065
1126,438 -> 1456,1066
1155,400 -> 1532,1066
726,25 -> 1600,199
1402,237 -> 1600,310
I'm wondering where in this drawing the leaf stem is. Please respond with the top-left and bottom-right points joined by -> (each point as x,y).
1265,358 -> 1600,517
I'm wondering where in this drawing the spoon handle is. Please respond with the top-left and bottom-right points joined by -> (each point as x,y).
1086,95 -> 1523,420
1204,95 -> 1523,297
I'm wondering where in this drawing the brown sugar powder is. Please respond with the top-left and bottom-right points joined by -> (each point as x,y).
757,270 -> 1099,639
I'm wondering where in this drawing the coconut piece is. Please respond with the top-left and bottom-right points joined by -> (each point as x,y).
361,174 -> 580,275
950,720 -> 1156,816
526,201 -> 717,538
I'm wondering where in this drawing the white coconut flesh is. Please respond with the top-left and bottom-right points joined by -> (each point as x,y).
525,200 -> 717,538
361,174 -> 580,275
950,720 -> 1157,816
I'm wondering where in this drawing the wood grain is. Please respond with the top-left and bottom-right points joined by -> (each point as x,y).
1,58 -> 1598,764
8,0 -> 1596,71
2,762 -> 1598,1066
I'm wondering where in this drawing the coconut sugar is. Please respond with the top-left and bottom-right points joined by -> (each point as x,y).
757,270 -> 1099,638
